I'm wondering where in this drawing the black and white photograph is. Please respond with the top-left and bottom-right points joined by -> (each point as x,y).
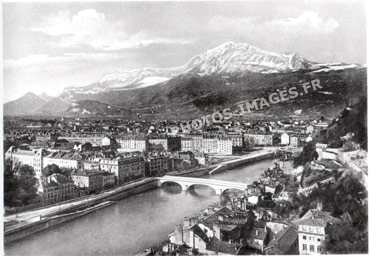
2,1 -> 368,255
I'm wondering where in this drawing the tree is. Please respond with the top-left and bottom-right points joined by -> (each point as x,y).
4,159 -> 17,207
293,142 -> 318,167
60,167 -> 73,178
42,164 -> 61,177
15,164 -> 39,205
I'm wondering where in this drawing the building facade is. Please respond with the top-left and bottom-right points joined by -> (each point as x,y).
5,146 -> 46,177
39,173 -> 76,205
297,205 -> 339,255
117,135 -> 148,152
70,172 -> 103,192
100,156 -> 145,183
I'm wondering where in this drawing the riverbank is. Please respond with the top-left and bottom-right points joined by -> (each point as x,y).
4,149 -> 276,245
4,178 -> 159,245
5,158 -> 277,255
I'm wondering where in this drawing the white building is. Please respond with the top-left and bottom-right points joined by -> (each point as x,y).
202,138 -> 218,154
296,204 -> 340,255
217,138 -> 233,155
43,152 -> 85,170
181,137 -> 194,152
281,133 -> 290,145
5,146 -> 46,177
117,135 -> 148,152
244,133 -> 273,147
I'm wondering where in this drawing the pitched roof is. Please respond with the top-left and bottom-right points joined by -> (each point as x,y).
188,225 -> 209,243
206,237 -> 242,255
265,226 -> 298,255
296,209 -> 339,227
43,173 -> 74,188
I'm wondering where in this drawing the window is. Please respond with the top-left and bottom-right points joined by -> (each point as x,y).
303,244 -> 307,251
317,246 -> 321,252
310,245 -> 314,252
303,236 -> 307,240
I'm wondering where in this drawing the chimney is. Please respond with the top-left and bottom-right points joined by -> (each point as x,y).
256,229 -> 259,236
273,234 -> 276,240
229,239 -> 232,245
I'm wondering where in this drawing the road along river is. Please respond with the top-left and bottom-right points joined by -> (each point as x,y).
5,159 -> 275,256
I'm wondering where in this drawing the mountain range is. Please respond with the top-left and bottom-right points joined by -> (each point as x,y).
4,42 -> 366,119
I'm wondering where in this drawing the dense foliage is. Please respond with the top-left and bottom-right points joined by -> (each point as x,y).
291,174 -> 368,253
4,160 -> 39,207
293,142 -> 318,167
42,164 -> 72,178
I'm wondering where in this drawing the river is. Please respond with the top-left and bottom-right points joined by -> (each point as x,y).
5,158 -> 275,256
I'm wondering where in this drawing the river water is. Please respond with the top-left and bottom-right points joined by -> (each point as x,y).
5,159 -> 275,256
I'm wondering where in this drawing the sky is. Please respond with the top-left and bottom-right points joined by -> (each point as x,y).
3,0 -> 367,103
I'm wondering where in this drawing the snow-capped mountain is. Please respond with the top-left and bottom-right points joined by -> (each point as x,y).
184,41 -> 313,75
58,41 -> 364,100
60,42 -> 314,97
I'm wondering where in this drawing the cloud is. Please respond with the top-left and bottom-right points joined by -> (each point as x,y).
3,53 -> 109,69
268,11 -> 339,34
31,9 -> 189,51
208,11 -> 339,36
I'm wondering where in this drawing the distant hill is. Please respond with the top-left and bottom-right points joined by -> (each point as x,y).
34,97 -> 70,114
4,92 -> 46,115
63,100 -> 131,117
37,92 -> 54,102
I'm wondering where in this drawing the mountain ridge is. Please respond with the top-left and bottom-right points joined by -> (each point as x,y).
4,42 -> 367,117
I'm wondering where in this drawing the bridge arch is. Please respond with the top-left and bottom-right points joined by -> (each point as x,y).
159,181 -> 185,190
187,183 -> 219,195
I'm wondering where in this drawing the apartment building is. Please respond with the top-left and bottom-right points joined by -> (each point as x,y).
100,156 -> 145,183
244,133 -> 273,147
297,204 -> 340,255
5,146 -> 46,177
39,173 -> 76,205
145,155 -> 169,176
43,152 -> 86,170
70,171 -> 104,192
117,135 -> 148,152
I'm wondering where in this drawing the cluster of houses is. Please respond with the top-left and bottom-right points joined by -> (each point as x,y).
5,146 -> 202,206
164,200 -> 337,255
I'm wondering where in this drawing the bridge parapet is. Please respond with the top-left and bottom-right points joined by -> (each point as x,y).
157,175 -> 248,195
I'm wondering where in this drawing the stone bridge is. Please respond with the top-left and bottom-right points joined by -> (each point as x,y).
157,175 -> 248,195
